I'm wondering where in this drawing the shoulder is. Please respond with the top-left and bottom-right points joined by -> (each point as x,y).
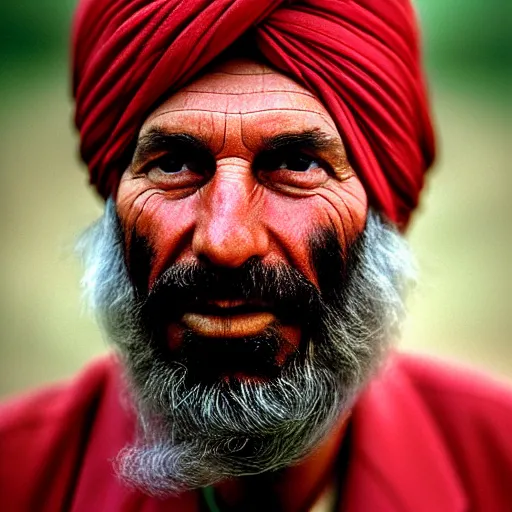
348,355 -> 512,510
393,353 -> 512,424
0,355 -> 117,439
0,355 -> 119,511
393,353 -> 512,505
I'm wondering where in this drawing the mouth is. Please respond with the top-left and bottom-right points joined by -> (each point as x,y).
181,299 -> 276,338
160,299 -> 304,380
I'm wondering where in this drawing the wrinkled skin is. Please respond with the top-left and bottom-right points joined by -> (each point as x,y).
115,59 -> 369,510
117,59 -> 368,355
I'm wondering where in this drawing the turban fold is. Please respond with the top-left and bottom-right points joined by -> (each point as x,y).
72,0 -> 435,227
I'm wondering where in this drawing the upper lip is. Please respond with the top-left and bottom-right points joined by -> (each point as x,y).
186,299 -> 273,316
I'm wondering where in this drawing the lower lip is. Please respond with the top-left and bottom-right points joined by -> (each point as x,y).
182,312 -> 275,338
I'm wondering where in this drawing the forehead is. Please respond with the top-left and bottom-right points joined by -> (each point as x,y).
143,60 -> 338,150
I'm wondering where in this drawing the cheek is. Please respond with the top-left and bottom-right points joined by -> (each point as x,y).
263,176 -> 367,284
316,176 -> 368,242
117,176 -> 197,287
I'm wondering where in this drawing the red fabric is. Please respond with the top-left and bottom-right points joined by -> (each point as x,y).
72,0 -> 435,227
1,354 -> 511,511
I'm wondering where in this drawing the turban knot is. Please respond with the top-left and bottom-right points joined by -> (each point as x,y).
72,0 -> 435,227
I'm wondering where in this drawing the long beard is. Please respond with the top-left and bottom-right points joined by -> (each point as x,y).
77,199 -> 415,496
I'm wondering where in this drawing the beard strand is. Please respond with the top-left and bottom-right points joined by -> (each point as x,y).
76,199 -> 415,496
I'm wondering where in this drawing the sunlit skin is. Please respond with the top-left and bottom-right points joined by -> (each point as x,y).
116,59 -> 368,510
117,60 -> 367,345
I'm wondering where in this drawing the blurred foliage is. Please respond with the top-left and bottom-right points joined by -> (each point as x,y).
0,1 -> 73,67
0,0 -> 509,83
416,0 -> 510,91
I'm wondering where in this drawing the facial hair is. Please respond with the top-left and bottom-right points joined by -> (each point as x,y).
77,199 -> 415,496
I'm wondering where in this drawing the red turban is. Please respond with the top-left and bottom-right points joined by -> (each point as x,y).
72,0 -> 435,227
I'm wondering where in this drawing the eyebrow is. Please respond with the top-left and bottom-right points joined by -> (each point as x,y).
132,128 -> 212,168
260,129 -> 344,155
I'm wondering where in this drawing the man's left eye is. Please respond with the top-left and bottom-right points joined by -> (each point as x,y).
255,150 -> 330,191
277,155 -> 320,172
257,151 -> 322,173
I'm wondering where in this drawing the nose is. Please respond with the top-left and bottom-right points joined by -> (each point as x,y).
192,159 -> 269,267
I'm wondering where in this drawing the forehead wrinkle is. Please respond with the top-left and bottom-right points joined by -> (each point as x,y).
149,107 -> 334,119
142,108 -> 339,157
215,112 -> 250,159
149,81 -> 332,121
143,69 -> 342,155
178,69 -> 310,95
205,111 -> 215,148
238,111 -> 253,157
222,111 -> 228,154
240,109 -> 249,156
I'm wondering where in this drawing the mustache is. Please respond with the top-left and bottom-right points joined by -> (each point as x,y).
142,257 -> 323,327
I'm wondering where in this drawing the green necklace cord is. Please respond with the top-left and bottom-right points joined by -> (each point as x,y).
201,485 -> 222,512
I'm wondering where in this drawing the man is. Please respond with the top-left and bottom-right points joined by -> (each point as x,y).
1,0 -> 511,510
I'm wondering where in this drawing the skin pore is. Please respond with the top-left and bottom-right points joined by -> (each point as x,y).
115,59 -> 368,510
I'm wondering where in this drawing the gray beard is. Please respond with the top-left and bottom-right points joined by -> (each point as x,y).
77,199 -> 415,496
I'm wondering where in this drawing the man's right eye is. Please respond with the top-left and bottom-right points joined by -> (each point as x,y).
144,152 -> 214,192
154,154 -> 192,174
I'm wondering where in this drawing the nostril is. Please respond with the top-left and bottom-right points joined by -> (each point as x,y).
197,253 -> 263,270
193,226 -> 268,268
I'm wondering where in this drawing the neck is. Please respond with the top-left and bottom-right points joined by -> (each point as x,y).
213,411 -> 351,512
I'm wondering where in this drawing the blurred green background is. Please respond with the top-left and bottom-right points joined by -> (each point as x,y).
0,1 -> 510,397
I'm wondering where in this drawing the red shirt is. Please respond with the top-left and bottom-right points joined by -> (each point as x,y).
1,353 -> 511,511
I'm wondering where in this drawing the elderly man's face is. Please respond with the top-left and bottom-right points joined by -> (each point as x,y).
83,59 -> 411,495
116,59 -> 367,372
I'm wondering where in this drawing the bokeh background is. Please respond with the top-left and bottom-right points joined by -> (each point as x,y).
0,1 -> 510,398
